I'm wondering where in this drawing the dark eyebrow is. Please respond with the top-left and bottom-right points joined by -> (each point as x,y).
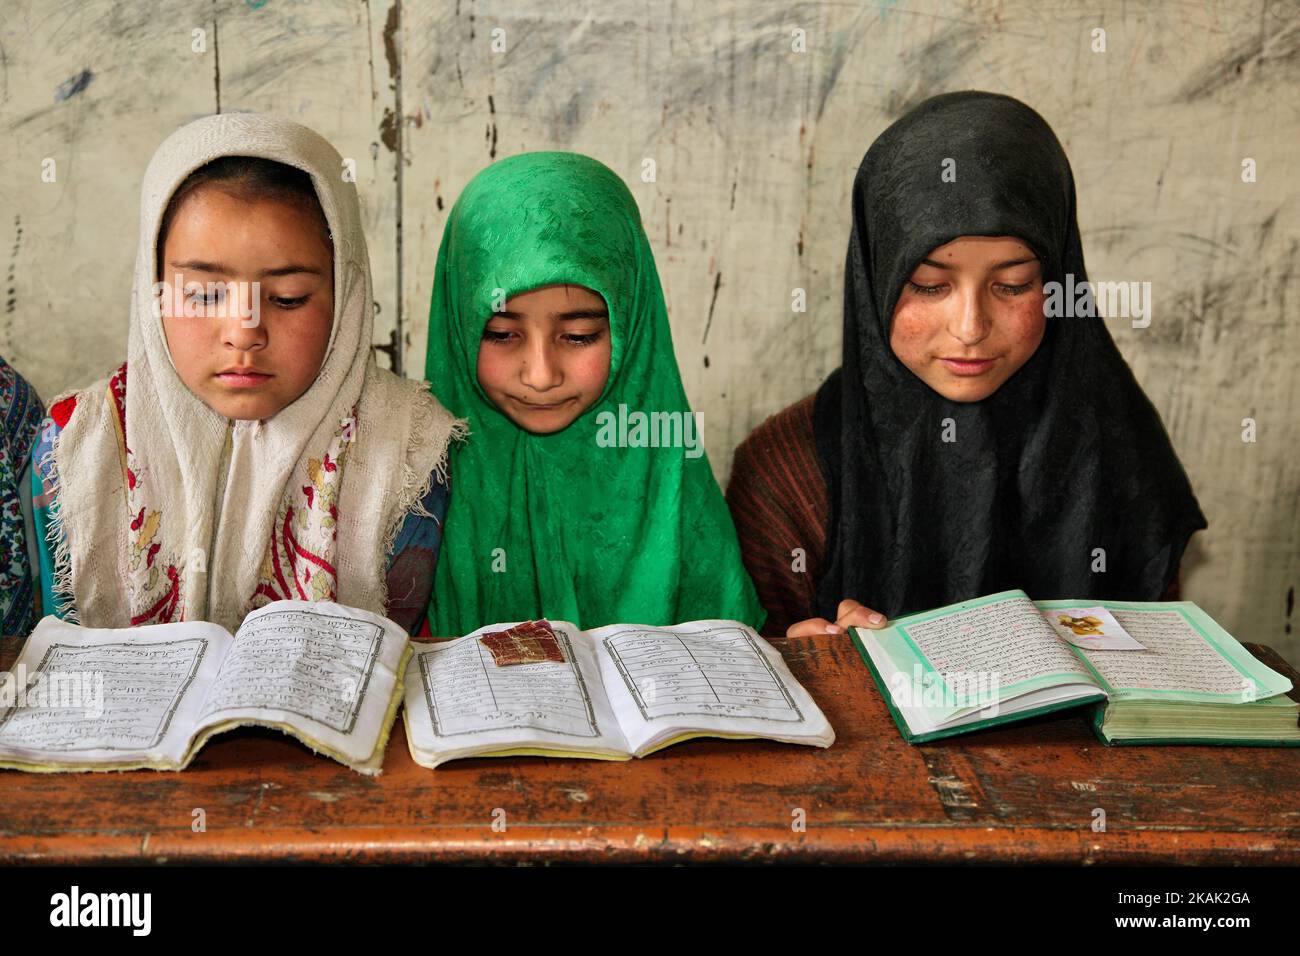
167,260 -> 323,278
490,309 -> 610,320
168,260 -> 230,275
261,264 -> 324,278
917,256 -> 1038,271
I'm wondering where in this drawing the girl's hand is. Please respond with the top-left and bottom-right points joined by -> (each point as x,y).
786,599 -> 888,637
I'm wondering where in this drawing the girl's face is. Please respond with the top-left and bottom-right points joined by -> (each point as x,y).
159,185 -> 334,421
476,283 -> 612,434
889,235 -> 1046,402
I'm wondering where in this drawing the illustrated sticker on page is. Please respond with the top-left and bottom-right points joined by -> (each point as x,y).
480,620 -> 567,666
1044,606 -> 1145,651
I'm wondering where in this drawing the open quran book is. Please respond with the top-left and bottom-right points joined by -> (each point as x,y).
403,619 -> 834,768
0,601 -> 410,775
852,589 -> 1300,746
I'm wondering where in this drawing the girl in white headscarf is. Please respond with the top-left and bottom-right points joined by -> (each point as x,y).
31,113 -> 464,635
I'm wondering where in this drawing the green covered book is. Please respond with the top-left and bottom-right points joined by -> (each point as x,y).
850,589 -> 1300,746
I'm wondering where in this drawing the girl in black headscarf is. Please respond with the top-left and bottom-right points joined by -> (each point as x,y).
726,91 -> 1206,638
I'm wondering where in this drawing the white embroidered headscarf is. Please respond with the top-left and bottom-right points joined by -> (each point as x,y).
44,112 -> 464,632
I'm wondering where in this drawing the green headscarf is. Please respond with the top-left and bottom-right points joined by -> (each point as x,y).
424,152 -> 764,634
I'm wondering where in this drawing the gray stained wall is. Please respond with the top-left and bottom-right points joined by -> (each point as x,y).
1,1 -> 1296,657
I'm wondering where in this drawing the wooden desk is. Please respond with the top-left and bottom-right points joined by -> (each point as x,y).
1,634 -> 1297,865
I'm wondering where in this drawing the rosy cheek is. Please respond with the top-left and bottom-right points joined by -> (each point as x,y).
889,306 -> 935,365
1003,293 -> 1047,352
577,345 -> 612,395
277,305 -> 332,359
475,346 -> 510,395
311,306 -> 335,349
280,303 -> 331,341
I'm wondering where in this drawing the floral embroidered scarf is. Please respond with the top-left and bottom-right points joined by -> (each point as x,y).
42,113 -> 463,633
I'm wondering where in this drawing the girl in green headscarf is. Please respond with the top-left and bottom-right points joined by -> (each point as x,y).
424,152 -> 764,635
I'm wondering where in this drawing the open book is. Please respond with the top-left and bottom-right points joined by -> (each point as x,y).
403,619 -> 834,768
0,600 -> 410,775
852,589 -> 1300,745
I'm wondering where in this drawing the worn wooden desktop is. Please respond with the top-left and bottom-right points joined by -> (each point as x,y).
0,633 -> 1297,865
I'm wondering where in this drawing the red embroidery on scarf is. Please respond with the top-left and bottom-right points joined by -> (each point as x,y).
248,403 -> 356,608
50,395 -> 77,429
276,508 -> 338,602
282,510 -> 309,600
283,507 -> 338,575
270,516 -> 293,598
108,362 -> 128,444
111,364 -> 137,489
130,565 -> 180,625
115,362 -> 183,625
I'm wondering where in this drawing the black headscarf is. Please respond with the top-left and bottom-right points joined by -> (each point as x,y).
813,91 -> 1206,620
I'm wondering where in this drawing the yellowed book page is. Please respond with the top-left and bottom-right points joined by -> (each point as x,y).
0,616 -> 231,772
589,619 -> 835,756
189,600 -> 409,774
189,644 -> 410,775
455,747 -> 632,762
403,621 -> 630,769
1069,603 -> 1291,702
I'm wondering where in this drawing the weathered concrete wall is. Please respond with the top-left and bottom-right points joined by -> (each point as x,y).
2,1 -> 1296,655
